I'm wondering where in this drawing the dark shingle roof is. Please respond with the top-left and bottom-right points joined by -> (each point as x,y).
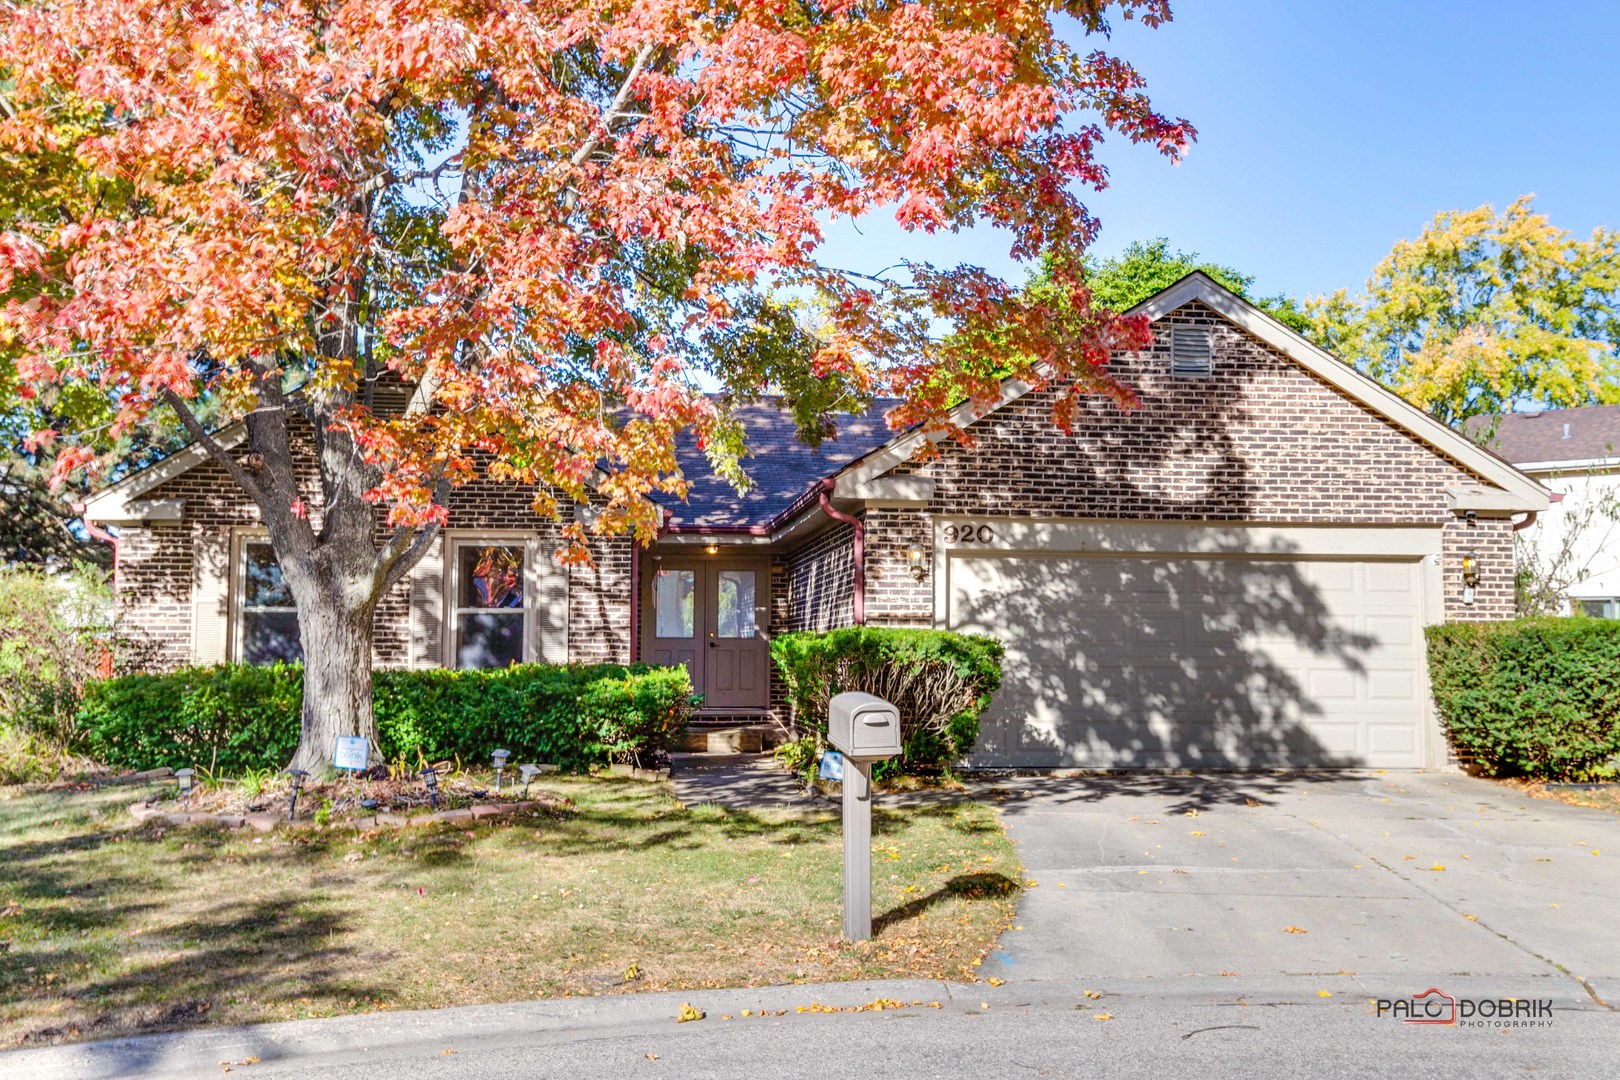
1468,405 -> 1620,466
655,399 -> 900,529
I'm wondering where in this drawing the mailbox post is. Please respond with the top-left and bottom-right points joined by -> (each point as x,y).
827,691 -> 902,942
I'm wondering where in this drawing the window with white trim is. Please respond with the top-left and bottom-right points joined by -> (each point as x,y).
1577,597 -> 1620,619
451,541 -> 527,668
239,540 -> 302,664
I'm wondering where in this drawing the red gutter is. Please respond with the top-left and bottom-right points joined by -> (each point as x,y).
817,478 -> 865,625
1512,511 -> 1539,532
73,503 -> 119,589
657,478 -> 866,624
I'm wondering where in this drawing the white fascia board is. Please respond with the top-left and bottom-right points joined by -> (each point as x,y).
81,422 -> 247,522
1128,274 -> 1551,513
1514,457 -> 1620,474
1445,487 -> 1541,514
830,474 -> 935,506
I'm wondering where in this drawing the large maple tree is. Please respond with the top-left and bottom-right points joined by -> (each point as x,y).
1,0 -> 1192,769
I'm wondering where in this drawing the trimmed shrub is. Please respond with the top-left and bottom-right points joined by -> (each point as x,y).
78,662 -> 693,774
771,627 -> 1003,774
1426,618 -> 1620,779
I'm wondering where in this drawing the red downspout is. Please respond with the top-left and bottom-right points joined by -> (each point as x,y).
73,503 -> 119,589
1512,511 -> 1539,532
817,478 -> 864,625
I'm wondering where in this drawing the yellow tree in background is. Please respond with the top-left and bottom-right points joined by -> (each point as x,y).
1308,196 -> 1620,427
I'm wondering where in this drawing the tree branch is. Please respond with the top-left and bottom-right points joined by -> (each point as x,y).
570,42 -> 659,170
159,387 -> 268,505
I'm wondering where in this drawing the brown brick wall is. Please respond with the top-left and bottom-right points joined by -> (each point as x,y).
118,452 -> 632,670
779,521 -> 856,633
867,301 -> 1518,623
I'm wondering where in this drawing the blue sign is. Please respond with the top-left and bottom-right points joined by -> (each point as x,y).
818,749 -> 845,782
332,736 -> 370,772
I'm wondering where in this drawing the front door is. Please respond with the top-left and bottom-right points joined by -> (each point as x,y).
645,556 -> 770,711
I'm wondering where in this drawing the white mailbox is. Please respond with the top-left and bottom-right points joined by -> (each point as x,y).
828,692 -> 902,762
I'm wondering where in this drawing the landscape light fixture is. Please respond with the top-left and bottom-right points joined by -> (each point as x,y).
286,768 -> 310,821
491,749 -> 511,791
175,767 -> 196,811
1461,550 -> 1481,607
420,765 -> 440,810
906,547 -> 927,581
519,763 -> 543,795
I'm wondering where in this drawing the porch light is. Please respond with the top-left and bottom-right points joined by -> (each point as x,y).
491,748 -> 511,791
1461,550 -> 1480,606
705,544 -> 719,555
906,547 -> 927,581
286,768 -> 310,821
420,765 -> 440,810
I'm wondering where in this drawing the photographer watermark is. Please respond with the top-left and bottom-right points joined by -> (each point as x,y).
1376,988 -> 1555,1028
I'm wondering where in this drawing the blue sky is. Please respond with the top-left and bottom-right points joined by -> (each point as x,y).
815,0 -> 1620,302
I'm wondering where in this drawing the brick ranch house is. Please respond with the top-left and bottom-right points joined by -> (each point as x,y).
84,274 -> 1550,770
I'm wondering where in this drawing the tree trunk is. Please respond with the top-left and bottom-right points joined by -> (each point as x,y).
287,576 -> 383,774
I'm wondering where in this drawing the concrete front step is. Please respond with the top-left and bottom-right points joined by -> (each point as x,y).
675,724 -> 787,754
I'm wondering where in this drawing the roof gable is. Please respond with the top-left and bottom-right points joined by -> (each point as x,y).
837,272 -> 1549,514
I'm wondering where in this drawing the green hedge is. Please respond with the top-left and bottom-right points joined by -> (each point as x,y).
1426,618 -> 1620,779
78,662 -> 694,774
771,627 -> 1003,774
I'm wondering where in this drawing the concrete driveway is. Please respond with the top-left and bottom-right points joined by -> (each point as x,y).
976,771 -> 1620,1007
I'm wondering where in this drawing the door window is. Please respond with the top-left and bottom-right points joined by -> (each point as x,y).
715,569 -> 757,638
654,569 -> 696,637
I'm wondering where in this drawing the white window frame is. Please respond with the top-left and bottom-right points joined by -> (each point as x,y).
443,532 -> 541,669
1575,596 -> 1620,619
230,527 -> 302,665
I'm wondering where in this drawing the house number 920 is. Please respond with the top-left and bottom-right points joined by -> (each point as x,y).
943,524 -> 995,544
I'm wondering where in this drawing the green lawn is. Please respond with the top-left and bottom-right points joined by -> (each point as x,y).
0,775 -> 1019,1048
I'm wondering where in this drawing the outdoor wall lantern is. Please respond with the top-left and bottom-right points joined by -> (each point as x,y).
175,767 -> 196,810
906,547 -> 927,581
1461,550 -> 1481,607
420,765 -> 440,810
519,763 -> 543,795
491,748 -> 511,791
705,544 -> 719,556
285,768 -> 310,821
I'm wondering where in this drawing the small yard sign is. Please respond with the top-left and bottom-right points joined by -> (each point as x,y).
818,749 -> 845,782
332,736 -> 370,772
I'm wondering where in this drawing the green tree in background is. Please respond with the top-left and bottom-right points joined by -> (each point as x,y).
1307,196 -> 1620,426
1079,238 -> 1312,332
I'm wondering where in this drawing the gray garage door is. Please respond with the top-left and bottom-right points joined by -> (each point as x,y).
947,554 -> 1428,769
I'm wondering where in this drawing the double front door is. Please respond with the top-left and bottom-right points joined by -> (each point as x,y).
644,556 -> 770,711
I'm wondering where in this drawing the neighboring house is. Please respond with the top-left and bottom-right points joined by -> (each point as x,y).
1472,405 -> 1620,617
83,273 -> 1549,770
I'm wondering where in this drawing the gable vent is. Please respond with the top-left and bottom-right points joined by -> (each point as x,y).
1170,325 -> 1213,377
